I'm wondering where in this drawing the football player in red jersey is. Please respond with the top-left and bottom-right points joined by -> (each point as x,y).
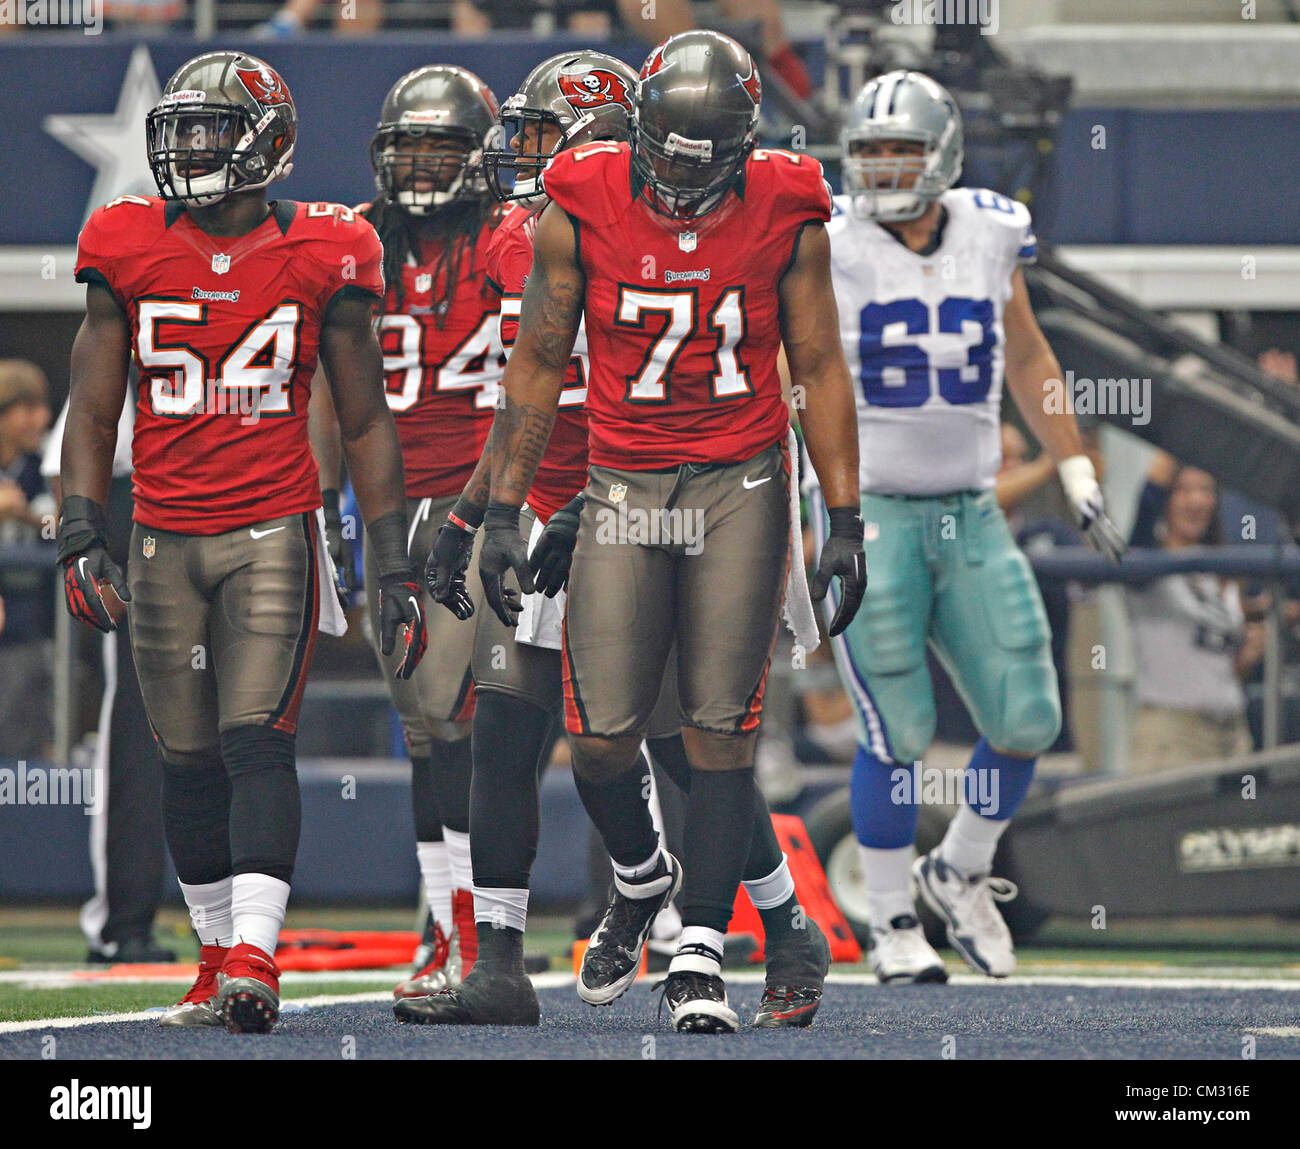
477,31 -> 866,1034
413,49 -> 843,1030
56,52 -> 425,1035
310,65 -> 505,999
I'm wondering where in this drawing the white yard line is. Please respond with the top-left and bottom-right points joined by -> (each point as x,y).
3,969 -> 1300,1033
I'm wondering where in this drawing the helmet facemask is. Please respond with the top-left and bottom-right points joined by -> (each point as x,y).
631,119 -> 752,221
842,122 -> 957,223
147,100 -> 293,207
371,124 -> 489,216
483,102 -> 564,206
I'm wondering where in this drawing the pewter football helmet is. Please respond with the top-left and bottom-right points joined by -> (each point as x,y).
841,70 -> 963,222
483,50 -> 636,207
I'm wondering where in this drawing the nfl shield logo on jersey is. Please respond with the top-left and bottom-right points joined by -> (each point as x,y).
142,536 -> 156,559
415,273 -> 433,294
678,231 -> 697,253
609,482 -> 628,504
211,253 -> 231,275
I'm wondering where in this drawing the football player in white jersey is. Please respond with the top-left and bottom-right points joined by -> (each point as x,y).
809,70 -> 1124,982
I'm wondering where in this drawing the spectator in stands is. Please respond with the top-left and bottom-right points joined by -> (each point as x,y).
1215,349 -> 1300,746
0,360 -> 55,760
1127,452 -> 1262,773
104,0 -> 185,29
256,0 -> 384,36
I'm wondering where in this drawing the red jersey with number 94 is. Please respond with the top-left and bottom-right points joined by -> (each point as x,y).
74,195 -> 384,534
369,215 -> 505,498
541,141 -> 831,469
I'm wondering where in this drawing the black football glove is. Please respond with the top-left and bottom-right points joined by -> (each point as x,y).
479,503 -> 534,627
811,506 -> 867,638
56,495 -> 130,633
530,492 -> 584,597
368,509 -> 427,679
378,574 -> 428,680
322,489 -> 356,610
425,496 -> 482,621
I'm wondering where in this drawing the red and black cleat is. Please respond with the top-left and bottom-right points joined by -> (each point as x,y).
215,943 -> 281,1034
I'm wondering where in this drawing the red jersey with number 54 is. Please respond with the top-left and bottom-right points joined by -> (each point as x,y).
485,202 -> 589,523
541,141 -> 831,469
369,215 -> 505,498
74,195 -> 384,534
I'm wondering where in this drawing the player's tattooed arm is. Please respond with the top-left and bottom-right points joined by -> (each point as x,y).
778,222 -> 860,510
319,294 -> 406,524
62,282 -> 130,505
488,203 -> 583,506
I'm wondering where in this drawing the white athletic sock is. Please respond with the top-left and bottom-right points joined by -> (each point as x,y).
742,854 -> 796,910
474,886 -> 529,934
417,841 -> 452,934
178,876 -> 234,948
651,898 -> 682,941
858,844 -> 917,928
938,804 -> 1009,877
670,926 -> 725,976
611,845 -> 663,883
230,873 -> 291,957
443,827 -> 474,892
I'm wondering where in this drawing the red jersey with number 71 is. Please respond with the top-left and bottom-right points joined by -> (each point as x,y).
74,195 -> 384,534
540,141 -> 831,469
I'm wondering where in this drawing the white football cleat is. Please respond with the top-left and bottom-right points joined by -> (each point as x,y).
913,850 -> 1018,978
868,913 -> 948,984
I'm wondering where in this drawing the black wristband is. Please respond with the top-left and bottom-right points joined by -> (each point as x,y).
322,489 -> 341,517
485,503 -> 521,532
368,510 -> 413,581
827,506 -> 865,541
449,495 -> 485,532
56,496 -> 108,563
59,495 -> 107,536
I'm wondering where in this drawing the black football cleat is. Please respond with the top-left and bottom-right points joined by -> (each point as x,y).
658,969 -> 740,1034
578,852 -> 682,1006
753,915 -> 831,1028
393,966 -> 540,1027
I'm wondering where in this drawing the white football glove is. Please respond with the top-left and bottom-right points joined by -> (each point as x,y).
1058,454 -> 1125,563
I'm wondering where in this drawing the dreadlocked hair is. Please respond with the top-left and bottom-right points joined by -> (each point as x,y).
365,195 -> 497,329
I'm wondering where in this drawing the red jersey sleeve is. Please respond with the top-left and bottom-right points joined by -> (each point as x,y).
485,205 -> 539,348
747,148 -> 833,238
74,194 -> 160,306
294,202 -> 385,311
540,141 -> 630,227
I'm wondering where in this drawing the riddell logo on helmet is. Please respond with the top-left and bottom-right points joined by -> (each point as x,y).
236,64 -> 290,105
664,132 -> 713,161
558,69 -> 633,113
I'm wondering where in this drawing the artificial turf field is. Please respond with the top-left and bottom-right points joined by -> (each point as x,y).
2,906 -> 1298,1063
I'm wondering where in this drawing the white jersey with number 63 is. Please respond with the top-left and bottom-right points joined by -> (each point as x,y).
826,187 -> 1037,496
